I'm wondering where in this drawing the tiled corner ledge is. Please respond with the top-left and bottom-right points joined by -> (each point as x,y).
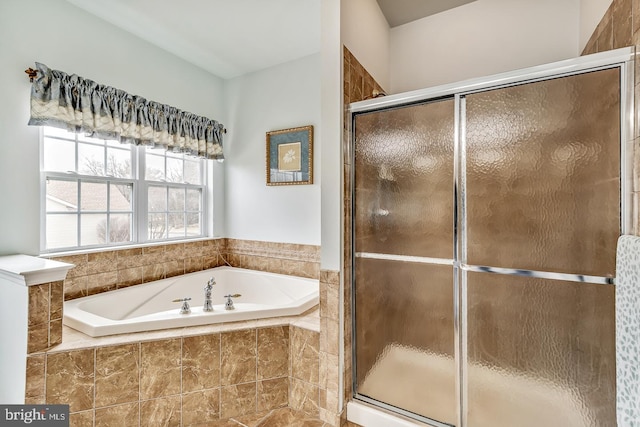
0,254 -> 73,286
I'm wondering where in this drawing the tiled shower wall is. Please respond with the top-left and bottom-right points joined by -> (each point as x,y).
582,0 -> 640,231
339,47 -> 387,427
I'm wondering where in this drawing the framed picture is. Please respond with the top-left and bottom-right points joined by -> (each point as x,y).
266,125 -> 313,185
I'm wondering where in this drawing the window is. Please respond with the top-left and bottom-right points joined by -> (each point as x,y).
41,127 -> 207,252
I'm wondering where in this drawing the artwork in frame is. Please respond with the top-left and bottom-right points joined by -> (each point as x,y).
266,125 -> 313,185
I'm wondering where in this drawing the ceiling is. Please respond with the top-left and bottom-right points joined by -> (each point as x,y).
376,0 -> 477,27
65,0 -> 321,80
65,0 -> 476,80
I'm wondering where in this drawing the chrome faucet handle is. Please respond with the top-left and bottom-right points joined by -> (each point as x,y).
203,277 -> 216,312
224,294 -> 241,310
205,277 -> 216,292
172,297 -> 192,314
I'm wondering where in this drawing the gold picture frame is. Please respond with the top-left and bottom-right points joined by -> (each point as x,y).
266,125 -> 313,185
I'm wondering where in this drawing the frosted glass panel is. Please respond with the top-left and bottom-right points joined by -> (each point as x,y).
465,68 -> 620,277
466,272 -> 616,427
354,258 -> 456,424
354,99 -> 454,259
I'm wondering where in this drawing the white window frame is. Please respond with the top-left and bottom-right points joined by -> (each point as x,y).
40,127 -> 209,253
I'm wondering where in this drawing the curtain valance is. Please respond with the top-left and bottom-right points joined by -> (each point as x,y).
28,62 -> 224,160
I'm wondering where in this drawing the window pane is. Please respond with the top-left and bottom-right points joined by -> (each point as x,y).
148,213 -> 167,240
111,183 -> 133,212
78,143 -> 105,175
81,213 -> 106,245
146,153 -> 165,181
109,214 -> 132,243
80,182 -> 107,211
168,188 -> 185,211
184,159 -> 202,185
186,212 -> 201,236
186,189 -> 201,211
166,156 -> 183,183
148,186 -> 167,212
46,180 -> 77,212
46,214 -> 77,249
106,147 -> 131,178
168,213 -> 185,237
43,137 -> 75,172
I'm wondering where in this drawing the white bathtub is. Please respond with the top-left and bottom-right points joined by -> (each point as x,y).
64,266 -> 319,337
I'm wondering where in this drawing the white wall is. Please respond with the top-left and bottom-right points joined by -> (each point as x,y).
389,0 -> 581,93
0,0 -> 226,256
579,0 -> 614,51
224,54 -> 321,245
341,0 -> 391,90
321,0 -> 343,270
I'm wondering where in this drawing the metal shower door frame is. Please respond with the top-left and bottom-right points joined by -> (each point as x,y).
348,47 -> 635,427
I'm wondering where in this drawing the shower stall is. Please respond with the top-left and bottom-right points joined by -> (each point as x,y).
347,48 -> 635,427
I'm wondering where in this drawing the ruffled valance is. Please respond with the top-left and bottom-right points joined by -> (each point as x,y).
28,62 -> 224,160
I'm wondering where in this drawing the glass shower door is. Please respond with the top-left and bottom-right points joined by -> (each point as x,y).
353,99 -> 457,426
351,54 -> 628,427
463,68 -> 619,426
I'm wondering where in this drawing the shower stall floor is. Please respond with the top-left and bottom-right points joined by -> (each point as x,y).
358,344 -> 589,427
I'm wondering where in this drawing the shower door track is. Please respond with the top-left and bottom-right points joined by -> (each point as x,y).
349,47 -> 635,427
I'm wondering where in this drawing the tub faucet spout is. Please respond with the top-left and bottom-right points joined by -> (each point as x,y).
203,277 -> 215,312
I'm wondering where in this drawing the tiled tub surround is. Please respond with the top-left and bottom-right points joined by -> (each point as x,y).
17,239 -> 328,425
26,311 -> 322,426
50,238 -> 321,301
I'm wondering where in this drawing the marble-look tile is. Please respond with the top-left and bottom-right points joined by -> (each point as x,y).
52,254 -> 88,278
140,339 -> 181,399
220,382 -> 256,419
257,378 -> 288,412
50,318 -> 63,347
117,266 -> 143,288
290,378 -> 319,418
25,354 -> 45,404
28,322 -> 49,354
183,334 -> 220,392
95,402 -> 139,427
324,282 -> 340,321
86,271 -> 118,295
140,396 -> 181,427
324,319 -> 340,357
182,388 -> 221,426
50,280 -> 64,320
69,410 -> 94,427
185,257 -> 204,273
291,327 -> 319,384
221,329 -> 256,385
257,327 -> 289,380
95,343 -> 139,407
143,263 -> 165,283
64,276 -> 88,300
164,260 -> 185,278
237,407 -> 326,427
46,349 -> 94,412
28,283 -> 49,326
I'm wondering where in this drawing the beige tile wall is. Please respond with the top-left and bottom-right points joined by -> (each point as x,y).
27,281 -> 64,353
26,325 -> 319,426
582,0 -> 640,235
50,238 -> 321,301
337,46 -> 386,427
